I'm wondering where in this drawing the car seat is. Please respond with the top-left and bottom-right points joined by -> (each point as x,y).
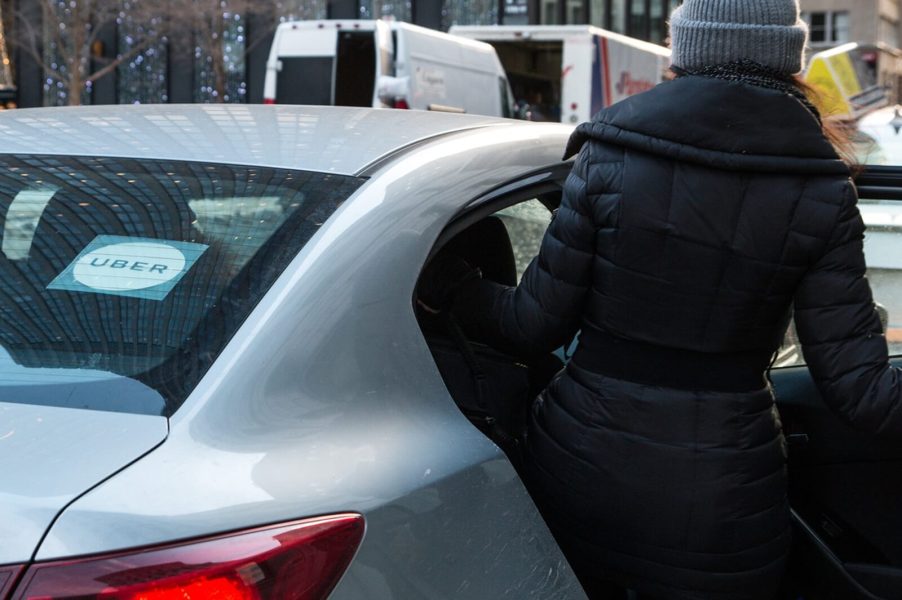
437,216 -> 518,287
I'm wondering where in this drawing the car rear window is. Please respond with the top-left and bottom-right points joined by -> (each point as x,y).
0,155 -> 363,416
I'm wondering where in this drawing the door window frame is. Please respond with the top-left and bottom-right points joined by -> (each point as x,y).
426,162 -> 572,265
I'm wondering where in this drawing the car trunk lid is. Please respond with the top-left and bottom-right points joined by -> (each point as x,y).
0,402 -> 167,564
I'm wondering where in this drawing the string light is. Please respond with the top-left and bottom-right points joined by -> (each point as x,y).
194,1 -> 246,103
118,4 -> 167,104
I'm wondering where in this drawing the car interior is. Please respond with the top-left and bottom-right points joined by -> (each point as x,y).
415,187 -> 565,469
414,174 -> 902,600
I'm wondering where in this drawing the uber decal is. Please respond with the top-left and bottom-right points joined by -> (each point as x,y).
48,235 -> 209,300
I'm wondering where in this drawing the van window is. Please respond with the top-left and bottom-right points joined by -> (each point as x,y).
277,57 -> 334,105
335,31 -> 377,107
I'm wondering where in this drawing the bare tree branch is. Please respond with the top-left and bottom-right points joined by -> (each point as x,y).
167,0 -> 281,102
84,36 -> 154,83
11,0 -> 165,105
11,0 -> 283,105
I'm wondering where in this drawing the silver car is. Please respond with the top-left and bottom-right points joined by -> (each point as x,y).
3,104 -> 901,600
0,104 -> 587,599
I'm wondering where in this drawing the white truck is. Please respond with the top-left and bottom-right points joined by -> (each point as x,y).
449,25 -> 671,124
263,19 -> 515,118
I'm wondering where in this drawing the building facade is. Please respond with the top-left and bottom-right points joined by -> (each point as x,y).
799,0 -> 902,107
800,0 -> 902,50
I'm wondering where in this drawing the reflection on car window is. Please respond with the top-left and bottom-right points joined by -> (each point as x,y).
777,197 -> 902,366
0,155 -> 363,415
494,199 -> 553,282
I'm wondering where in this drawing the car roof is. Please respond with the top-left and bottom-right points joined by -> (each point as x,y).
0,104 -> 514,176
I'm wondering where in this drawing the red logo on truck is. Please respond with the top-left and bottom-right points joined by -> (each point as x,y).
616,72 -> 655,96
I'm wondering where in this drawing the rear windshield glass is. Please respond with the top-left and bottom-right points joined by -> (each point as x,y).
0,155 -> 363,416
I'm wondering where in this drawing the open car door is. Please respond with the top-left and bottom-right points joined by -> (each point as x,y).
773,162 -> 902,600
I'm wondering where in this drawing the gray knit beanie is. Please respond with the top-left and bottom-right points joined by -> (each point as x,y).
669,0 -> 809,75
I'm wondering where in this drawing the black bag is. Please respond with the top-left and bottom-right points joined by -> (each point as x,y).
426,313 -> 532,461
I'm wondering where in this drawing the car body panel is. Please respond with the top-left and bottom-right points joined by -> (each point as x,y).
29,117 -> 584,597
0,105 -> 510,176
0,402 -> 166,564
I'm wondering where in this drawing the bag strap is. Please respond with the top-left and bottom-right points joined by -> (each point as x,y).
442,312 -> 490,414
441,312 -> 523,448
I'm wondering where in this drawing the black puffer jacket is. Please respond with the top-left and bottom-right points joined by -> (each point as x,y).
458,75 -> 902,599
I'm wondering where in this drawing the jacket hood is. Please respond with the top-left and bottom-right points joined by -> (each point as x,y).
564,76 -> 850,175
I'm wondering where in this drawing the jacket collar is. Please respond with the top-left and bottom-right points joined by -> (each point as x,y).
565,76 -> 850,175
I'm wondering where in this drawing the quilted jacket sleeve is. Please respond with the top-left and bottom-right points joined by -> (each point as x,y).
794,181 -> 902,435
455,143 -> 597,356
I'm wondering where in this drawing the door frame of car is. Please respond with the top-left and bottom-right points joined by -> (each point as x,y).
426,162 -> 573,265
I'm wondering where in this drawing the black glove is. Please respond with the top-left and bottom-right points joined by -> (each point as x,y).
416,254 -> 481,313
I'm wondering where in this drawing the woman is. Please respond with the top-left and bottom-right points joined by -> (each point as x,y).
429,1 -> 902,598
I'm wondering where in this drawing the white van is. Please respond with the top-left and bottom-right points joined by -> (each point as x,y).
264,19 -> 514,118
450,25 -> 670,124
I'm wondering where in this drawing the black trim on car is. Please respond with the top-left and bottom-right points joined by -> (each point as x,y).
427,163 -> 571,263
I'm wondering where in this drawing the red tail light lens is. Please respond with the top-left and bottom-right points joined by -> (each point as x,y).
262,98 -> 276,105
11,513 -> 364,600
392,98 -> 410,109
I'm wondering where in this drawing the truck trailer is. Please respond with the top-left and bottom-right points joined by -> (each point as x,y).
449,25 -> 671,124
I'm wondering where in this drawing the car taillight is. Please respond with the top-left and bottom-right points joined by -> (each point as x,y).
10,513 -> 364,600
392,98 -> 410,109
263,98 -> 276,105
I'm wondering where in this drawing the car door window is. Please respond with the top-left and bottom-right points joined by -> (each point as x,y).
493,198 -> 555,283
415,185 -> 564,464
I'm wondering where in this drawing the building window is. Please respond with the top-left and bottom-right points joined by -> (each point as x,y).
503,0 -> 530,25
359,0 -> 413,21
628,0 -> 646,38
567,0 -> 586,24
443,0 -> 498,27
802,10 -> 850,45
610,0 -> 625,32
542,0 -> 558,24
649,0 -> 666,44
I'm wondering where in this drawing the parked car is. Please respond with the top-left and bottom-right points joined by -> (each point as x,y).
0,104 -> 582,600
0,104 -> 899,600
